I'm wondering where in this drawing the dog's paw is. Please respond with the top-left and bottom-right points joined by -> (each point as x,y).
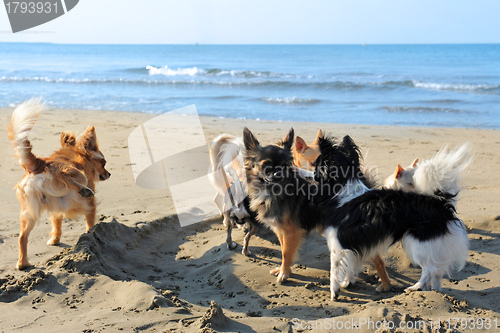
340,280 -> 350,288
47,237 -> 60,246
376,283 -> 391,292
17,260 -> 32,270
340,275 -> 357,288
405,285 -> 421,292
276,271 -> 289,283
270,267 -> 281,276
330,291 -> 338,301
406,283 -> 430,292
227,241 -> 237,250
79,187 -> 94,198
242,248 -> 252,256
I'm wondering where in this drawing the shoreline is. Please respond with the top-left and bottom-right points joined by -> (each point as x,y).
1,107 -> 499,332
5,106 -> 500,131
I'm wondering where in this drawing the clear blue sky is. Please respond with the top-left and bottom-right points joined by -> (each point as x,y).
1,0 -> 499,44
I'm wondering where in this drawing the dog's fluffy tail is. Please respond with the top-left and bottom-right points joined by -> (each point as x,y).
209,134 -> 237,171
209,134 -> 247,209
8,99 -> 47,173
210,134 -> 245,177
413,142 -> 473,198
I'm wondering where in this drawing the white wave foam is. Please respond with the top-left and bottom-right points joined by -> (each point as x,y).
383,105 -> 475,114
413,81 -> 498,91
0,76 -> 115,83
262,97 -> 321,105
0,75 -> 286,86
146,66 -> 298,79
146,65 -> 201,76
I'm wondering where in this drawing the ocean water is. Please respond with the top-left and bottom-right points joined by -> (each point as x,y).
0,43 -> 499,129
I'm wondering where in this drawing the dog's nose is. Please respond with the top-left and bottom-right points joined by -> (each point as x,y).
100,172 -> 111,181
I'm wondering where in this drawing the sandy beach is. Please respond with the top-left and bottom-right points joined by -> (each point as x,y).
1,107 -> 499,332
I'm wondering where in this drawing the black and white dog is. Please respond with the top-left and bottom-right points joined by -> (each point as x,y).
314,136 -> 469,300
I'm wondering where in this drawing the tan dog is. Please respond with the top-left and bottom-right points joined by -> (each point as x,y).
8,99 -> 111,270
292,129 -> 323,171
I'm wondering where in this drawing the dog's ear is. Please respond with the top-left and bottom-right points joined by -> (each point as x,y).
340,135 -> 361,162
243,127 -> 260,152
61,131 -> 76,146
79,126 -> 99,152
280,128 -> 294,151
395,164 -> 404,179
295,136 -> 307,153
411,158 -> 419,167
317,135 -> 334,156
341,135 -> 356,148
312,129 -> 323,146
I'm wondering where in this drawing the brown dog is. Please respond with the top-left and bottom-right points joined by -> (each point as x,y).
8,99 -> 110,270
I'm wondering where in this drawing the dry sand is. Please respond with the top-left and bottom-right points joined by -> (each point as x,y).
0,107 -> 499,332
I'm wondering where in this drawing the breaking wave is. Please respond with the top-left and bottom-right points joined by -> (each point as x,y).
261,97 -> 322,105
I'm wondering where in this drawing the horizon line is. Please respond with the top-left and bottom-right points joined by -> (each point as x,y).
1,41 -> 500,47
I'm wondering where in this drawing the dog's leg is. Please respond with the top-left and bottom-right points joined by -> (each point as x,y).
276,226 -> 305,283
214,193 -> 224,214
324,227 -> 346,300
78,186 -> 94,198
224,212 -> 237,250
55,165 -> 94,198
18,210 -> 35,270
339,254 -> 358,288
373,255 -> 391,292
226,221 -> 237,250
431,269 -> 443,291
330,251 -> 342,300
47,213 -> 63,245
270,231 -> 285,276
85,205 -> 96,232
242,223 -> 257,256
340,252 -> 359,288
406,265 -> 434,292
340,271 -> 355,288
